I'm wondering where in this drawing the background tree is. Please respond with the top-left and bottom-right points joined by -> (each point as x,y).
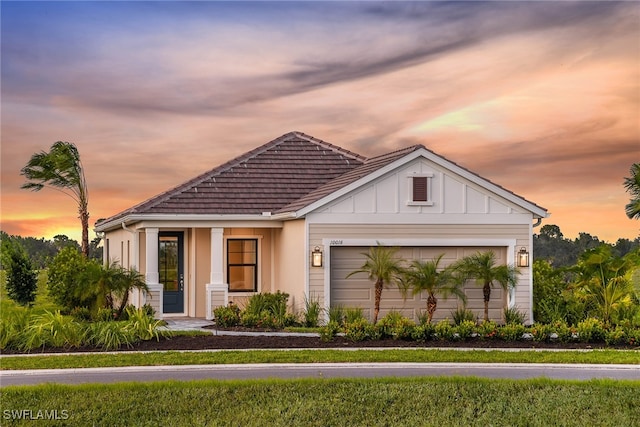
398,254 -> 466,324
454,251 -> 519,322
346,244 -> 403,323
1,238 -> 38,306
21,141 -> 90,257
571,245 -> 639,324
624,163 -> 640,220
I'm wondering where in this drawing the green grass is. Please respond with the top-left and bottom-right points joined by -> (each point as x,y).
2,348 -> 639,370
1,377 -> 639,426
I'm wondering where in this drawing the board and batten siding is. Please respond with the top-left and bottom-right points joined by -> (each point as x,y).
307,223 -> 533,324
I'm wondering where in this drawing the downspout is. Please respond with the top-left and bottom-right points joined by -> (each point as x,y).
527,216 -> 542,325
532,217 -> 542,228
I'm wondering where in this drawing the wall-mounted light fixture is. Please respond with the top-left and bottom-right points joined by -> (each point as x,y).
311,246 -> 323,267
517,247 -> 530,267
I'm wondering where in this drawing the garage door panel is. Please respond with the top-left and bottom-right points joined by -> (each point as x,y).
330,246 -> 508,323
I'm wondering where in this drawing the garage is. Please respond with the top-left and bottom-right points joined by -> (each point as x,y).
330,245 -> 508,323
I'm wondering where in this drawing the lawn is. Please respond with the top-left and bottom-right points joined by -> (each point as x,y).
1,377 -> 639,426
2,348 -> 639,370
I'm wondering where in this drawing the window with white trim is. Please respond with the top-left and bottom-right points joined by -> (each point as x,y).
408,173 -> 434,205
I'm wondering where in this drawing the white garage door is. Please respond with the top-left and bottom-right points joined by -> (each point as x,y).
330,246 -> 507,323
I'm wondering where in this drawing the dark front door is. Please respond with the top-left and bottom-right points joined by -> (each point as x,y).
159,232 -> 184,313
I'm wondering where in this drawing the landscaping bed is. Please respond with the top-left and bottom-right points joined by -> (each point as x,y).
3,330 -> 637,354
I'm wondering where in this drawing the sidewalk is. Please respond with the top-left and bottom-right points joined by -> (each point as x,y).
160,318 -> 320,337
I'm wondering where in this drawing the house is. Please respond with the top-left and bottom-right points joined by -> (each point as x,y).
94,131 -> 548,324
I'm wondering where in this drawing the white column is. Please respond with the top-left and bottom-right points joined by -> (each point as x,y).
206,227 -> 228,320
145,227 -> 163,318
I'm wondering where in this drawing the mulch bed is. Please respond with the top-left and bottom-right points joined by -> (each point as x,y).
3,332 -> 637,354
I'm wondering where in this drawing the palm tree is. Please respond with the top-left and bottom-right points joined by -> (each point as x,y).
21,141 -> 90,257
346,244 -> 403,323
624,163 -> 640,220
399,254 -> 467,324
454,251 -> 519,322
572,245 -> 639,324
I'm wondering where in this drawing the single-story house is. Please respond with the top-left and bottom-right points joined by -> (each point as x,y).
95,131 -> 548,324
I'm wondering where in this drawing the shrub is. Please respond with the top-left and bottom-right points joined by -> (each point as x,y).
243,292 -> 290,328
576,318 -> 606,343
95,307 -> 117,322
319,320 -> 340,342
344,307 -> 365,324
416,309 -> 431,326
124,306 -> 167,341
46,246 -> 94,310
604,326 -> 626,346
434,319 -> 454,341
477,321 -> 499,339
451,307 -> 476,325
411,323 -> 435,342
303,294 -> 321,327
453,320 -> 476,340
1,239 -> 38,306
328,305 -> 345,325
86,321 -> 136,351
503,306 -> 526,325
213,304 -> 241,327
498,323 -> 526,341
377,311 -> 415,340
344,318 -> 372,342
0,302 -> 30,350
19,310 -> 85,351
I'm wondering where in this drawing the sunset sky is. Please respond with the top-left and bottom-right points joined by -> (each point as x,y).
1,1 -> 639,244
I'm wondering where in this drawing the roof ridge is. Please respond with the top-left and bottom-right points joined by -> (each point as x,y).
290,131 -> 368,162
364,144 -> 425,163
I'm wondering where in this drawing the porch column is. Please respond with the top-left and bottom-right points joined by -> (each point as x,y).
206,227 -> 228,320
145,227 -> 163,319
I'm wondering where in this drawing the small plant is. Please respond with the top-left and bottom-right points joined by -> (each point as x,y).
95,307 -> 117,322
503,306 -> 526,325
319,320 -> 340,342
453,320 -> 476,340
303,294 -> 321,327
377,311 -> 415,340
124,306 -> 167,341
451,307 -> 476,325
434,319 -> 453,341
69,306 -> 92,321
498,323 -> 526,341
576,318 -> 606,343
604,326 -> 626,346
328,305 -> 345,325
477,321 -> 499,339
411,323 -> 435,342
344,317 -> 372,342
87,321 -> 135,351
213,304 -> 241,327
344,307 -> 365,324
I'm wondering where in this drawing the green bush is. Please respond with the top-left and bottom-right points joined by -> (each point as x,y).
213,304 -> 241,327
0,302 -> 30,350
243,292 -> 290,328
344,307 -> 365,324
70,306 -> 92,321
411,323 -> 435,342
453,320 -> 477,340
319,320 -> 340,342
377,311 -> 415,340
303,294 -> 321,327
576,318 -> 606,343
124,306 -> 167,341
1,239 -> 38,306
19,310 -> 85,351
95,307 -> 117,322
86,321 -> 136,351
328,305 -> 345,325
477,321 -> 499,339
498,323 -> 526,341
604,326 -> 626,346
434,319 -> 454,341
344,318 -> 372,342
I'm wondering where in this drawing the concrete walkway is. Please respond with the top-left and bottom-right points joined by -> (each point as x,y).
160,318 -> 320,337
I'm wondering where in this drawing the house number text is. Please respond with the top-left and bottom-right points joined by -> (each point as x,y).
330,240 -> 343,245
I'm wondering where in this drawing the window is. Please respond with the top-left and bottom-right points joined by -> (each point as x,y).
413,176 -> 428,202
408,173 -> 434,205
227,239 -> 258,292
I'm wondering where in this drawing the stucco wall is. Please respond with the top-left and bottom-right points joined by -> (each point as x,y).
272,219 -> 306,313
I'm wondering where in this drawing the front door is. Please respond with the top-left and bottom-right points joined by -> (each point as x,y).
159,232 -> 184,314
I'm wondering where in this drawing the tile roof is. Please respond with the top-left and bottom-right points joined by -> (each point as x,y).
100,132 -> 367,222
97,131 -> 547,228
